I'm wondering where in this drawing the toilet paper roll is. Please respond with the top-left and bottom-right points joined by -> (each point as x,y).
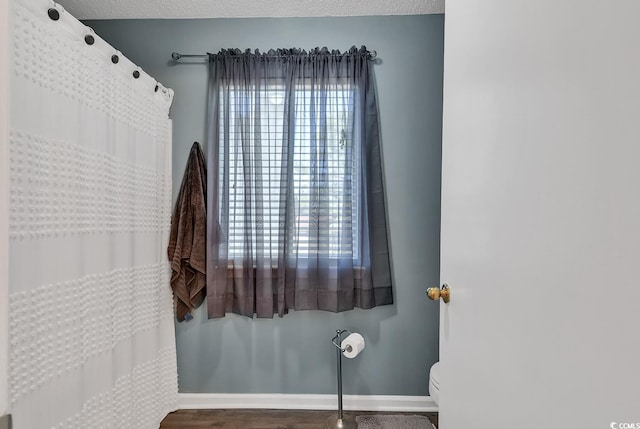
341,333 -> 365,359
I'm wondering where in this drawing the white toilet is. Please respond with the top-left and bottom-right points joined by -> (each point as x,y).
428,361 -> 440,406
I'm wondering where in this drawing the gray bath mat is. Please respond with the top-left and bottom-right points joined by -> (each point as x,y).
355,414 -> 434,429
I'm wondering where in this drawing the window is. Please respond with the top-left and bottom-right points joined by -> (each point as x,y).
218,81 -> 360,261
207,47 -> 392,318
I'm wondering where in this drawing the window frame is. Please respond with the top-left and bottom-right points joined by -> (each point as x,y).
216,79 -> 362,263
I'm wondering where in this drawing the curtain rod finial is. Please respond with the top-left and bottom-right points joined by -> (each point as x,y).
171,52 -> 181,61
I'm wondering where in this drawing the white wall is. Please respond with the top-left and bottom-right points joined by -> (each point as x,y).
0,0 -> 11,417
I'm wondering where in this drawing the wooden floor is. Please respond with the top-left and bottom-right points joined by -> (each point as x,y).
160,409 -> 438,429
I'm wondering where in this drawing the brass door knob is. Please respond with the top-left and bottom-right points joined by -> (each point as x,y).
426,284 -> 450,303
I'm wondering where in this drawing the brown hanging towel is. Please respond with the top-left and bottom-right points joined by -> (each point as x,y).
168,142 -> 207,321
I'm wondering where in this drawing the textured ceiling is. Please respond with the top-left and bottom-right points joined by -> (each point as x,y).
56,0 -> 445,20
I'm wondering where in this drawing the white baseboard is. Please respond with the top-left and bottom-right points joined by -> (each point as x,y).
178,393 -> 438,412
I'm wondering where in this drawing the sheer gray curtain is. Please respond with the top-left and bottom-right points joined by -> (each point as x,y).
206,46 -> 392,318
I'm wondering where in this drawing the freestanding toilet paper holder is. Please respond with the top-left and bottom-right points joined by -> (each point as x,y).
326,329 -> 358,429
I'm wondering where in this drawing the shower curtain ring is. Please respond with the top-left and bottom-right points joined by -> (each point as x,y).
47,6 -> 60,20
84,28 -> 95,45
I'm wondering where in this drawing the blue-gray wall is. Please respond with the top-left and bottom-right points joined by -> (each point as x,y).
88,15 -> 443,396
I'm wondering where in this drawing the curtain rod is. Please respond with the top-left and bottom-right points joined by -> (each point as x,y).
171,51 -> 378,61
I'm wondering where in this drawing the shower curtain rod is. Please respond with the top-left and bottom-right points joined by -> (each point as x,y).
171,50 -> 378,61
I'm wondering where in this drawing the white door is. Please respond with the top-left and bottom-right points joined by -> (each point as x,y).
439,1 -> 640,428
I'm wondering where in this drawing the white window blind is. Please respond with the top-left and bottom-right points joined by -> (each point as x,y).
218,81 -> 360,260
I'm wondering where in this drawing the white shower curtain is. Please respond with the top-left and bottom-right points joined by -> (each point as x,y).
8,0 -> 178,427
